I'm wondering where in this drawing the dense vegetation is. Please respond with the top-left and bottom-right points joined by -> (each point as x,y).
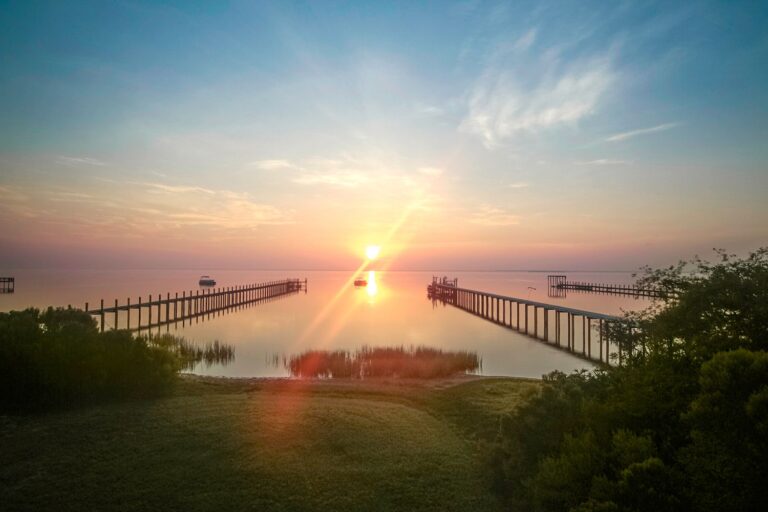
287,346 -> 481,378
491,248 -> 768,511
0,307 -> 232,410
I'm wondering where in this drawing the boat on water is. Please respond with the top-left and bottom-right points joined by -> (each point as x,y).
354,278 -> 368,286
199,275 -> 216,286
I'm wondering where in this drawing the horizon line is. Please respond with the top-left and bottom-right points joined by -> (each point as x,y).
0,267 -> 638,273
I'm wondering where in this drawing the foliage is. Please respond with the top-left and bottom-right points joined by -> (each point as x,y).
0,307 -> 231,410
491,248 -> 768,511
679,349 -> 768,511
616,247 -> 768,364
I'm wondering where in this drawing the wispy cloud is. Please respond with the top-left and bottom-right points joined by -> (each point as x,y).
46,191 -> 96,203
142,182 -> 216,195
605,122 -> 679,142
470,205 -> 521,226
56,156 -> 108,167
290,155 -> 389,188
460,47 -> 615,147
508,182 -> 529,189
512,28 -> 537,52
576,159 -> 631,165
293,170 -> 370,188
417,167 -> 444,176
250,159 -> 293,170
9,180 -> 295,235
161,202 -> 290,229
414,103 -> 444,116
0,185 -> 27,200
137,185 -> 292,231
137,182 -> 292,228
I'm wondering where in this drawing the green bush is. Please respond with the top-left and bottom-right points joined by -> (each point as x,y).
0,307 -> 198,410
491,248 -> 768,511
680,349 -> 768,511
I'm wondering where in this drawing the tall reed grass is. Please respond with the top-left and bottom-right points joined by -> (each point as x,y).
159,337 -> 235,370
287,346 -> 481,378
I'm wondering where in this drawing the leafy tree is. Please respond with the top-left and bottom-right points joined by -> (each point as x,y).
491,248 -> 768,512
492,370 -> 602,507
611,457 -> 680,512
528,430 -> 605,512
680,349 -> 768,511
622,248 -> 768,363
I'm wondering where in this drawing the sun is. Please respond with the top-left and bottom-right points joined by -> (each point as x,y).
365,245 -> 381,260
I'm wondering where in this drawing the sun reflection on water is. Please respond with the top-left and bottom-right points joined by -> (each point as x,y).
366,271 -> 378,298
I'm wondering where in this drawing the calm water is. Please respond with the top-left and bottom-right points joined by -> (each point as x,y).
0,269 -> 651,378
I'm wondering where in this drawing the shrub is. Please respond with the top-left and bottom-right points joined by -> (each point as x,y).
490,248 -> 768,511
0,307 -> 229,410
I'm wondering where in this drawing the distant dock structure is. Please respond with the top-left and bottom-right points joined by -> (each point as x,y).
547,275 -> 674,299
0,277 -> 14,294
428,276 -> 625,365
83,278 -> 306,333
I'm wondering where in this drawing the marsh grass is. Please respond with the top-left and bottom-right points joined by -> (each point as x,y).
152,336 -> 235,370
287,346 -> 481,378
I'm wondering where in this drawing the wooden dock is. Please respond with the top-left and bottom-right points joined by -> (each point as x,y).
0,277 -> 14,294
84,278 -> 307,333
428,277 -> 624,365
547,275 -> 674,299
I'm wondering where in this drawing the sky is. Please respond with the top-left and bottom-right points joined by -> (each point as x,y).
0,0 -> 766,270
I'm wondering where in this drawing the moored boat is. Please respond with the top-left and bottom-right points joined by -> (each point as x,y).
199,275 -> 216,286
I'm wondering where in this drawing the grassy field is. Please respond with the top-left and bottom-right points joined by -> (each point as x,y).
0,376 -> 539,512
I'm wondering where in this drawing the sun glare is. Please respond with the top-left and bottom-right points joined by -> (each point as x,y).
365,245 -> 381,260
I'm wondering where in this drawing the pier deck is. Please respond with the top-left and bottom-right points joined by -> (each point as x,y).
547,275 -> 674,299
428,277 -> 625,365
83,278 -> 307,333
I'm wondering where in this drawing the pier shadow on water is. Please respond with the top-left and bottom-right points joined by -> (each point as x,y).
282,346 -> 481,379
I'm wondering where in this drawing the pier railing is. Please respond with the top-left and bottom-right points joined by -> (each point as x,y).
547,274 -> 674,299
0,277 -> 14,294
428,277 -> 625,365
84,278 -> 307,333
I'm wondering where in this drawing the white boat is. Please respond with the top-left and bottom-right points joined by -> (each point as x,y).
199,275 -> 216,286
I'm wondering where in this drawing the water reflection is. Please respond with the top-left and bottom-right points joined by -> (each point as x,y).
151,335 -> 236,371
281,346 -> 481,379
367,271 -> 378,299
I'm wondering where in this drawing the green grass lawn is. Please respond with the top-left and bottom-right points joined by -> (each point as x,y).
0,376 -> 539,512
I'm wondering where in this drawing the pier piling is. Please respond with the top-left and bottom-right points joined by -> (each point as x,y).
0,277 -> 14,293
84,278 -> 306,333
428,277 -> 623,365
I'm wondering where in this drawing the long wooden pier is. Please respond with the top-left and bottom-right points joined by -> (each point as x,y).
0,277 -> 14,293
84,278 -> 306,333
547,275 -> 673,299
428,277 -> 624,365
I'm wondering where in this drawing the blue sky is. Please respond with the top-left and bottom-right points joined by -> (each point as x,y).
0,0 -> 766,269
